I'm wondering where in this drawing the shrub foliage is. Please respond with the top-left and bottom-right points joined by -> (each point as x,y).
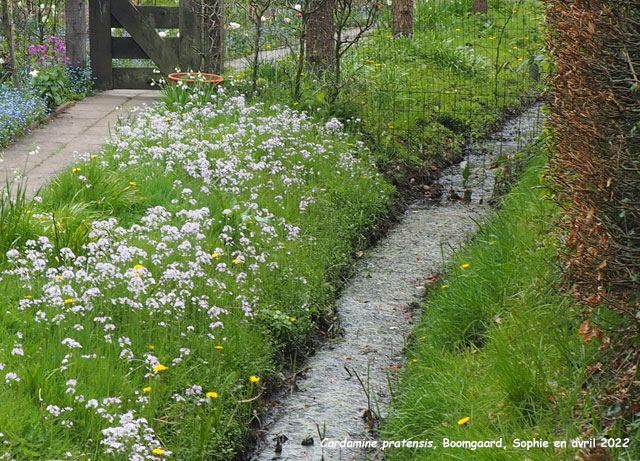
547,0 -> 640,433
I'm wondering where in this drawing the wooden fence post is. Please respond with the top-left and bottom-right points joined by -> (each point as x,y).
179,0 -> 202,71
89,0 -> 113,89
66,0 -> 88,68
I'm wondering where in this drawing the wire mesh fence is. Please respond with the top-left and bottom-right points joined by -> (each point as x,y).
348,0 -> 547,167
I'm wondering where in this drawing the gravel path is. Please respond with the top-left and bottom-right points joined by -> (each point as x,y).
252,105 -> 544,461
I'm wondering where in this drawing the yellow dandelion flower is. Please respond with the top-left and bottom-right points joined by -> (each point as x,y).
388,125 -> 394,129
26,210 -> 31,214
374,63 -> 381,67
211,252 -> 221,258
441,284 -> 449,289
134,264 -> 144,269
249,375 -> 260,383
64,298 -> 74,304
489,240 -> 497,245
206,391 -> 219,398
232,258 -> 243,264
458,416 -> 470,425
149,345 -> 155,350
293,102 -> 299,106
215,345 -> 223,350
25,295 -> 32,299
290,317 -> 296,322
129,181 -> 136,186
152,448 -> 164,455
455,28 -> 461,32
489,36 -> 496,40
153,364 -> 168,372
57,275 -> 63,280
461,263 -> 470,269
512,46 -> 518,50
143,386 -> 152,392
165,117 -> 172,122
72,167 -> 81,173
91,154 -> 98,159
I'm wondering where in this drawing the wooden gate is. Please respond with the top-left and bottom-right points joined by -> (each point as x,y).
89,0 -> 202,89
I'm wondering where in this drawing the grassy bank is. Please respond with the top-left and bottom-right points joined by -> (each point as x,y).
0,2 -> 549,457
0,88 -> 392,459
383,151 -> 609,459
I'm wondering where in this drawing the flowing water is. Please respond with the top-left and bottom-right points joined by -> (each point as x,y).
251,104 -> 545,461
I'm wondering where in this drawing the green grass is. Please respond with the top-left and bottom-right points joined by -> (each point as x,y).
0,2 -> 552,457
382,151 -> 608,460
228,0 -> 547,186
0,88 -> 393,459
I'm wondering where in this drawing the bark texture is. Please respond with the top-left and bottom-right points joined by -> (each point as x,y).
392,0 -> 413,37
306,0 -> 334,72
202,0 -> 224,73
1,0 -> 20,87
473,0 -> 487,14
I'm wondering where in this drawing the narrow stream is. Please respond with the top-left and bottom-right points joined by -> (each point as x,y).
251,104 -> 545,461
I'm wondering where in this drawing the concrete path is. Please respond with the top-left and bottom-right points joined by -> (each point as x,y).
0,29 -> 370,196
227,28 -> 365,70
1,29 -> 370,196
0,89 -> 157,195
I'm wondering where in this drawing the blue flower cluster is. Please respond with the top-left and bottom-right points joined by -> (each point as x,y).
66,66 -> 94,101
0,84 -> 46,148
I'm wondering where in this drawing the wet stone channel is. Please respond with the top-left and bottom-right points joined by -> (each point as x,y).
251,105 -> 545,461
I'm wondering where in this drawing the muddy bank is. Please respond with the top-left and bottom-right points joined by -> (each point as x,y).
250,105 -> 544,461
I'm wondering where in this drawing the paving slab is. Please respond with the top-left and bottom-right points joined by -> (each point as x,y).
0,89 -> 157,195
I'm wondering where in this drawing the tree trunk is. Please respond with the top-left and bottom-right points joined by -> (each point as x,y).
202,0 -> 224,73
65,0 -> 87,68
392,0 -> 413,37
473,0 -> 487,14
293,22 -> 306,101
250,21 -> 261,94
306,0 -> 334,72
1,0 -> 20,87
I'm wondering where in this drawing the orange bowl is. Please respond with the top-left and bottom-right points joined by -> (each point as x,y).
167,72 -> 224,85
